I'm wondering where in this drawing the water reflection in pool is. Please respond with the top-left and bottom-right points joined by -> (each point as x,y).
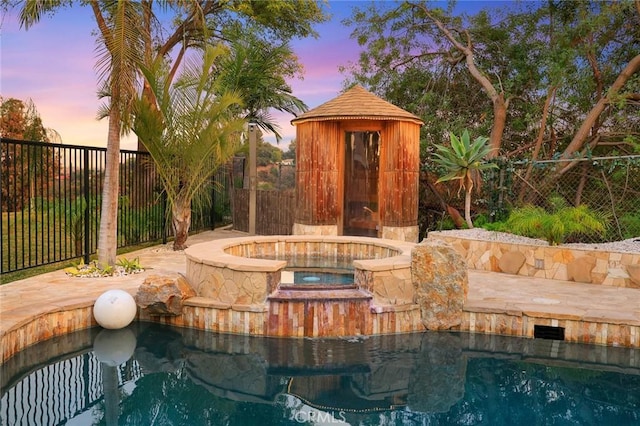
2,323 -> 639,425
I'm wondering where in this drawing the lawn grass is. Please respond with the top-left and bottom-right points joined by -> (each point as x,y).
1,210 -> 80,274
1,240 -> 163,284
1,208 -> 157,280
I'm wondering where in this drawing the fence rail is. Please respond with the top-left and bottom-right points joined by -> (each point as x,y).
1,138 -> 231,275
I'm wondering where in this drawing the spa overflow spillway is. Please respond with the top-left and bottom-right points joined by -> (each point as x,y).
180,236 -> 421,338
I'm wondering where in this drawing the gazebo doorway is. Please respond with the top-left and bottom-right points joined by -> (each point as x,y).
291,85 -> 423,242
344,130 -> 380,237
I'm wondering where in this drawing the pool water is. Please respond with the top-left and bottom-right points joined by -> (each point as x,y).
2,324 -> 639,425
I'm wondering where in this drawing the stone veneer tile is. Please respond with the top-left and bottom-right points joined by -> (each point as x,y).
594,251 -> 609,261
459,309 -> 640,348
592,259 -> 609,275
609,252 -> 623,262
533,269 -> 547,278
552,264 -> 568,281
591,272 -> 607,284
430,232 -> 638,288
2,307 -> 96,362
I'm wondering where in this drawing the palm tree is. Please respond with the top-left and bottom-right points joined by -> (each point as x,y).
19,1 -> 144,267
217,30 -> 308,141
432,130 -> 498,228
133,45 -> 244,250
15,1 -> 324,265
22,2 -> 145,266
92,1 -> 144,266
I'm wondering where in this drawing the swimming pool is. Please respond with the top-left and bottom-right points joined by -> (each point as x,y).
2,323 -> 639,425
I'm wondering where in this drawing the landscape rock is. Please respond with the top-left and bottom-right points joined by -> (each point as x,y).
412,239 -> 468,330
135,273 -> 196,315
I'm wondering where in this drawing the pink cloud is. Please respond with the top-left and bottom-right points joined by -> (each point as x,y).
1,6 -> 106,146
2,2 -> 365,150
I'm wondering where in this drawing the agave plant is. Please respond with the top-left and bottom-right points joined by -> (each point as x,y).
432,130 -> 498,228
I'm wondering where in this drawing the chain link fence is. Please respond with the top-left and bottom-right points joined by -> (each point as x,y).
421,155 -> 640,243
482,155 -> 640,243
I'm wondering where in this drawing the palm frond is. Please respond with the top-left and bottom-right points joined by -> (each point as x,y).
216,31 -> 307,141
133,44 -> 244,209
93,0 -> 144,134
19,0 -> 65,29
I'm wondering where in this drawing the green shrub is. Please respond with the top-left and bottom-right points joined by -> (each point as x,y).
116,256 -> 144,274
487,198 -> 608,245
619,212 -> 640,240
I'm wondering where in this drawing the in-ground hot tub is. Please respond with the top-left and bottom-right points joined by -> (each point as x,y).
182,235 -> 422,337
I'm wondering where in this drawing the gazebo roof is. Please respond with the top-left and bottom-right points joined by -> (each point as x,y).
291,85 -> 424,125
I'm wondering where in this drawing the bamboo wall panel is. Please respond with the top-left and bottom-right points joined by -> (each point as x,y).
295,121 -> 342,225
380,121 -> 420,226
233,188 -> 249,231
257,190 -> 296,234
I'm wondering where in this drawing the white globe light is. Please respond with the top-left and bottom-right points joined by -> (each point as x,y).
93,328 -> 137,366
93,289 -> 137,329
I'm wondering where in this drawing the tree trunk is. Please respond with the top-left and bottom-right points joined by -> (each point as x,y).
487,94 -> 507,159
537,54 -> 640,190
560,54 -> 640,162
519,86 -> 557,202
97,110 -> 121,267
171,200 -> 192,250
419,3 -> 509,157
464,189 -> 473,229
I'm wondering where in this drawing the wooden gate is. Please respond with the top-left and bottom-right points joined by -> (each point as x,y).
232,189 -> 295,235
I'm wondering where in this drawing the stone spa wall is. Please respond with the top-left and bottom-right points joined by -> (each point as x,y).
427,231 -> 640,288
180,236 -> 429,337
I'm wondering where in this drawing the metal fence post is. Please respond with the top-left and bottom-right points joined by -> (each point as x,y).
83,147 -> 91,264
162,190 -> 168,245
211,172 -> 217,230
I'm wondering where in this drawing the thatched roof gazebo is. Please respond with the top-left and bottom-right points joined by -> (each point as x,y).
291,85 -> 423,242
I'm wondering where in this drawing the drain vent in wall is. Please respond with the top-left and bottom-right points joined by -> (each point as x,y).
534,325 -> 565,340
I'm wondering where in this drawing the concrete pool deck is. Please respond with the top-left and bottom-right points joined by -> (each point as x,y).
2,227 -> 640,362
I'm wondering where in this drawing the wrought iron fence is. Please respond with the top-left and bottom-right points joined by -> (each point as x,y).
1,138 -> 231,275
1,350 -> 142,425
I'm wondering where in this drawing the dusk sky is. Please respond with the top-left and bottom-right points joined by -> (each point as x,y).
1,1 -> 495,150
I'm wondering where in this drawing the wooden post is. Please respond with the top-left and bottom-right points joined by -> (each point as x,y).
249,123 -> 257,235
